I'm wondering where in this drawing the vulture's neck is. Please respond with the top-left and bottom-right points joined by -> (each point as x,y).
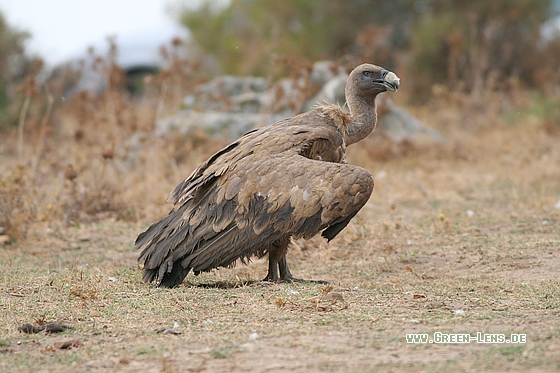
345,91 -> 378,146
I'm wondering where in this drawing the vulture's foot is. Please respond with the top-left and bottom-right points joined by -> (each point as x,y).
259,274 -> 327,284
280,275 -> 329,284
262,252 -> 329,284
260,273 -> 303,283
284,276 -> 329,284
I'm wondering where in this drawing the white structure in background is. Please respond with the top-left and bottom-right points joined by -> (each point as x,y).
63,24 -> 192,94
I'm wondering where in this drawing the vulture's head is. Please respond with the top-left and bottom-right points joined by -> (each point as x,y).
347,63 -> 400,99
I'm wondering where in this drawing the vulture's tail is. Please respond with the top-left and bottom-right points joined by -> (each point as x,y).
134,207 -> 192,288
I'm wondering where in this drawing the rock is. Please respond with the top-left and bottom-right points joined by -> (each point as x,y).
156,110 -> 288,141
18,323 -> 73,334
52,339 -> 83,349
376,94 -> 444,143
0,235 -> 10,244
155,60 -> 443,144
302,71 -> 348,112
184,75 -> 268,113
308,60 -> 337,85
159,74 -> 287,140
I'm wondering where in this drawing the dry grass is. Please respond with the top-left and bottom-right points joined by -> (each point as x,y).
1,59 -> 560,372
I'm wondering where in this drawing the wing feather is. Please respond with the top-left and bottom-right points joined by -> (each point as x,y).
135,108 -> 373,286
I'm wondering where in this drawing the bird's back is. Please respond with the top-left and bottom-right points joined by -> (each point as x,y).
136,106 -> 372,287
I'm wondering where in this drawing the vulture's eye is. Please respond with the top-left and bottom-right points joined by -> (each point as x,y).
363,71 -> 371,77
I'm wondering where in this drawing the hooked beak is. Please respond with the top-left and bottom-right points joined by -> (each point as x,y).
377,70 -> 400,92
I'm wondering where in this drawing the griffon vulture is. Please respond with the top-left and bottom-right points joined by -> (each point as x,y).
135,63 -> 400,287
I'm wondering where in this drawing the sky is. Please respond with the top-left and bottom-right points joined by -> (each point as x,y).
0,0 -> 207,66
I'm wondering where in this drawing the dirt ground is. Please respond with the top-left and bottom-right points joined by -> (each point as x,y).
1,99 -> 560,372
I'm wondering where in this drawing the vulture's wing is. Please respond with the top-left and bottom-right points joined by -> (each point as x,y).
135,109 -> 372,286
136,153 -> 372,286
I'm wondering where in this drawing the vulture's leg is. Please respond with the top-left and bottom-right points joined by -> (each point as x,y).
263,252 -> 302,283
262,237 -> 289,282
279,254 -> 329,284
278,253 -> 300,282
262,238 -> 328,283
263,253 -> 280,282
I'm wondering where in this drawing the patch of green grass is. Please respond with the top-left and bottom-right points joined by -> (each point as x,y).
312,345 -> 346,354
211,345 -> 241,358
504,91 -> 560,127
55,352 -> 79,365
497,345 -> 524,356
135,346 -> 156,356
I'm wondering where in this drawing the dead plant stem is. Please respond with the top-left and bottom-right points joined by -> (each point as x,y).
31,85 -> 55,180
17,95 -> 32,161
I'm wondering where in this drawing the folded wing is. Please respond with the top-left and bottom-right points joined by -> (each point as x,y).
135,149 -> 373,287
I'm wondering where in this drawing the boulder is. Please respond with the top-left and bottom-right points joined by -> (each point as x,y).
376,95 -> 444,143
156,61 -> 444,143
156,110 -> 287,141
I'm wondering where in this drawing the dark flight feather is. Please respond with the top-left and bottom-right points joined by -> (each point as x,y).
135,63 -> 400,287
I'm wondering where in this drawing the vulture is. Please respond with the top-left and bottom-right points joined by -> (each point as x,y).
135,63 -> 400,287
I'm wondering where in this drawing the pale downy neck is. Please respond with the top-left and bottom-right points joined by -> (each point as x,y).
344,88 -> 378,146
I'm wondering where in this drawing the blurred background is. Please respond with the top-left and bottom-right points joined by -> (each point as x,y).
0,0 -> 559,242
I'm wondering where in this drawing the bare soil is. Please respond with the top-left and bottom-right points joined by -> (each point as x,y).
1,102 -> 560,372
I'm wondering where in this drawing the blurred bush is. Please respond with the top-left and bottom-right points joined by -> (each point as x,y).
180,0 -> 558,99
0,11 -> 40,127
409,0 -> 553,100
179,0 -> 412,76
0,0 -> 559,243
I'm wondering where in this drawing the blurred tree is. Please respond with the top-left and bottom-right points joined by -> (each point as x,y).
179,0 -> 412,76
410,0 -> 552,99
0,10 -> 34,126
180,0 -> 556,99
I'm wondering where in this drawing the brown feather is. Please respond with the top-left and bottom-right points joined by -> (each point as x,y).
135,63 -> 399,287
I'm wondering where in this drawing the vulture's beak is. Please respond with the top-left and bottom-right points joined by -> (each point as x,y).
378,70 -> 400,92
